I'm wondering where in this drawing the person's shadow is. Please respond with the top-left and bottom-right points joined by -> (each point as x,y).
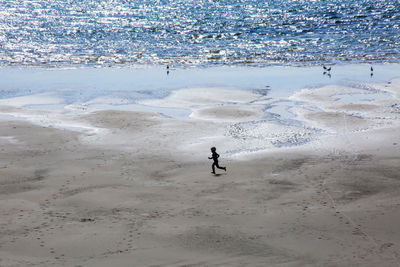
214,173 -> 223,177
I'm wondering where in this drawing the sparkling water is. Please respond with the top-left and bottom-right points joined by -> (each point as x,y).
1,0 -> 399,67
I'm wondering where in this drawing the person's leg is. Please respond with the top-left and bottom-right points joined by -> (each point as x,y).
215,162 -> 226,171
212,163 -> 216,174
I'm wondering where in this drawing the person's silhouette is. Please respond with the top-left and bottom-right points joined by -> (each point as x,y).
208,147 -> 226,174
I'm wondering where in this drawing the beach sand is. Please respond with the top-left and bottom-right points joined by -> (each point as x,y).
1,69 -> 400,266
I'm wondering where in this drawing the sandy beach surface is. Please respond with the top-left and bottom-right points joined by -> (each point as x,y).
1,66 -> 400,266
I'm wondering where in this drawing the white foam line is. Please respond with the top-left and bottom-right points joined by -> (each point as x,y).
0,93 -> 64,108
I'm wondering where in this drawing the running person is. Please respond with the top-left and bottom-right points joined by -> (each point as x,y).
208,147 -> 226,174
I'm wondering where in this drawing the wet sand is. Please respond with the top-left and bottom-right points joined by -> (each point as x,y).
1,67 -> 400,266
1,107 -> 400,267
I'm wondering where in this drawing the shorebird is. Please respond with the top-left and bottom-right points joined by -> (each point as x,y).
323,65 -> 331,72
370,66 -> 373,72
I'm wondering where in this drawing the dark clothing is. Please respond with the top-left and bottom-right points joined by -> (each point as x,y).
209,151 -> 226,174
212,161 -> 225,173
210,152 -> 219,161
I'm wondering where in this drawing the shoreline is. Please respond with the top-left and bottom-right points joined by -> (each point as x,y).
1,63 -> 399,157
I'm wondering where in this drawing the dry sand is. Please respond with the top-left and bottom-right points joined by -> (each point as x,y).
1,80 -> 400,266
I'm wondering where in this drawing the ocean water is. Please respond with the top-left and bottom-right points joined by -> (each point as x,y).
1,0 -> 399,67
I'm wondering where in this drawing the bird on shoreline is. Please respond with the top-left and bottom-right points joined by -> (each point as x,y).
323,65 -> 332,78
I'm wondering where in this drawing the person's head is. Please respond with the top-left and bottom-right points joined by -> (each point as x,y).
211,147 -> 216,152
